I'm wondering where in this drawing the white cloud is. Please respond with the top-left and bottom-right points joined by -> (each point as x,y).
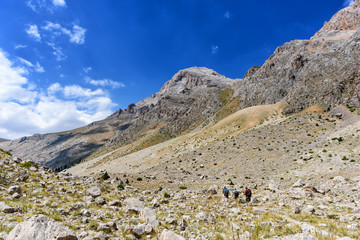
224,11 -> 231,19
16,57 -> 45,73
64,85 -> 105,98
85,77 -> 125,89
344,0 -> 355,6
0,49 -> 117,140
83,67 -> 92,73
211,45 -> 219,55
26,24 -> 41,42
52,0 -> 66,7
48,42 -> 66,61
14,44 -> 27,49
43,22 -> 86,45
26,0 -> 65,12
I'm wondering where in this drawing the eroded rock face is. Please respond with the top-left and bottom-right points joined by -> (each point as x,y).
7,214 -> 77,240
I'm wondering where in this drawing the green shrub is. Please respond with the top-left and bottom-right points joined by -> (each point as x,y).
20,161 -> 33,169
136,177 -> 143,181
101,171 -> 110,180
179,186 -> 187,190
117,184 -> 124,190
164,192 -> 170,198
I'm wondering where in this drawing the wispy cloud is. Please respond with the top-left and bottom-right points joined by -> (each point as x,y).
211,45 -> 219,55
47,43 -> 66,61
0,49 -> 116,139
43,22 -> 86,45
26,24 -> 41,42
16,57 -> 45,73
83,67 -> 92,73
85,77 -> 125,89
224,11 -> 231,19
344,0 -> 355,7
14,44 -> 27,50
52,0 -> 66,7
26,0 -> 66,12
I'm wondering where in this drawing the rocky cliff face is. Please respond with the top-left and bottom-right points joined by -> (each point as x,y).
233,1 -> 360,114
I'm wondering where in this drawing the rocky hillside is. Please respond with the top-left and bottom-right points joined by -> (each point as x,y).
233,0 -> 360,114
0,67 -> 236,171
1,149 -> 360,240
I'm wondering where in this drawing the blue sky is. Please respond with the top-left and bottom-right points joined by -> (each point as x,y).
0,0 -> 352,139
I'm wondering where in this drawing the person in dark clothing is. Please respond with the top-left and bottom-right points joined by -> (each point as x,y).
244,187 -> 252,202
223,186 -> 229,198
233,188 -> 239,199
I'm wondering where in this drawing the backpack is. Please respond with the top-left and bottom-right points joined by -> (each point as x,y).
234,191 -> 239,198
246,189 -> 252,197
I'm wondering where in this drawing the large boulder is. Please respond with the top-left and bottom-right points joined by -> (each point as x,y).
124,198 -> 145,213
160,230 -> 185,240
7,214 -> 77,240
140,207 -> 159,227
86,186 -> 101,197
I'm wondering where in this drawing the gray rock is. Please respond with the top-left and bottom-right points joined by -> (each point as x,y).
69,202 -> 86,211
207,185 -> 218,195
294,206 -> 301,214
293,179 -> 305,188
86,186 -> 101,197
95,196 -> 106,205
8,185 -> 22,195
160,230 -> 185,240
140,207 -> 159,227
303,205 -> 315,214
0,202 -> 19,213
109,200 -> 122,207
7,214 -> 77,240
0,232 -> 8,240
16,170 -> 29,181
124,197 -> 145,213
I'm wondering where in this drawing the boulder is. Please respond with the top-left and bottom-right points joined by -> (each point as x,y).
160,230 -> 185,240
0,202 -> 19,213
140,207 -> 159,227
124,198 -> 145,213
8,185 -> 22,195
86,186 -> 101,197
207,185 -> 218,195
292,179 -> 305,188
7,214 -> 77,240
16,170 -> 29,181
95,196 -> 106,205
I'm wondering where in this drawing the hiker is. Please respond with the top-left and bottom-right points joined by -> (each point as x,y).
233,188 -> 239,199
244,187 -> 252,202
223,186 -> 229,198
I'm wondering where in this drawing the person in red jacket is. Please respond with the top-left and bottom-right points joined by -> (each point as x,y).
244,187 -> 252,202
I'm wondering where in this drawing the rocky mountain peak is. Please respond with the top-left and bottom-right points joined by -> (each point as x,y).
158,67 -> 235,96
312,0 -> 360,41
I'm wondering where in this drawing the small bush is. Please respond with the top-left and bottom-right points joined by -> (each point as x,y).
342,156 -> 349,161
164,192 -> 170,198
117,184 -> 124,190
136,177 -> 143,181
20,161 -> 33,169
179,186 -> 187,190
101,171 -> 110,180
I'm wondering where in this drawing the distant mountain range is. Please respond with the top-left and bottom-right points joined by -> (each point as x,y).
1,1 -> 360,173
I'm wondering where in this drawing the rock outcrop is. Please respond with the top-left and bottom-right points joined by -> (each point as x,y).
7,215 -> 77,240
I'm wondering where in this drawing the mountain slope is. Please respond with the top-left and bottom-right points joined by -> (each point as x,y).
2,2 -> 360,172
0,67 -> 237,170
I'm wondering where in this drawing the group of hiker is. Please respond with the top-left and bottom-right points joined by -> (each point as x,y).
222,186 -> 252,202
